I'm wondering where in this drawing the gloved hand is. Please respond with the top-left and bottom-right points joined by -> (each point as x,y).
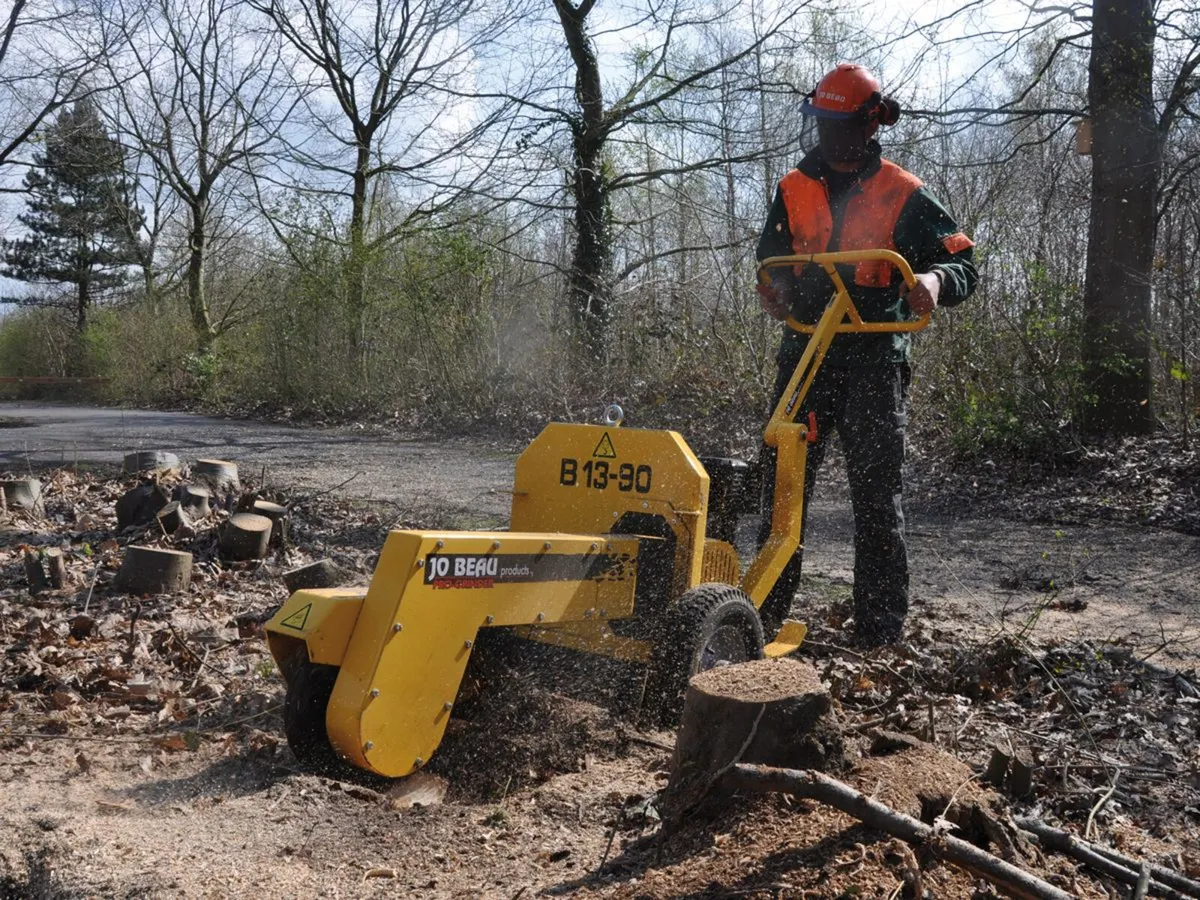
757,283 -> 789,321
901,271 -> 941,316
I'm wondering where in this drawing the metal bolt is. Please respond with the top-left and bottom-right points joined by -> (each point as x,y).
642,501 -> 649,509
590,543 -> 598,551
536,612 -> 545,622
599,609 -> 608,618
543,541 -> 552,550
492,540 -> 501,549
364,741 -> 374,751
464,639 -> 474,649
443,702 -> 453,711
436,540 -> 445,549
370,689 -> 380,698
416,559 -> 424,568
584,609 -> 594,619
414,757 -> 424,768
393,623 -> 403,632
485,615 -> 495,625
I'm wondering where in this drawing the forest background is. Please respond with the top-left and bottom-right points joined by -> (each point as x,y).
1,0 -> 1197,459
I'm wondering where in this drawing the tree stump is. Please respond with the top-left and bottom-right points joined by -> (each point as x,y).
44,548 -> 67,588
123,450 -> 180,474
220,512 -> 272,560
661,657 -> 845,824
283,559 -> 347,592
155,501 -> 190,535
193,459 -> 239,495
23,550 -> 50,594
2,478 -> 43,511
177,484 -> 212,518
113,546 -> 193,595
116,482 -> 170,530
252,499 -> 288,546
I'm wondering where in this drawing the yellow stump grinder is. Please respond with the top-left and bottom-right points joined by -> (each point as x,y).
265,249 -> 928,778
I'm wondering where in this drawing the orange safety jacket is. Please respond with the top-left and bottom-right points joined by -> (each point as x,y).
778,160 -> 923,289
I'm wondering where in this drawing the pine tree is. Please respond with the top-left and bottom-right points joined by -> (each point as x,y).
2,98 -> 144,332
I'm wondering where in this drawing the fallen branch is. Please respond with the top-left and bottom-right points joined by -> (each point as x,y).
1014,817 -> 1200,899
728,763 -> 1074,900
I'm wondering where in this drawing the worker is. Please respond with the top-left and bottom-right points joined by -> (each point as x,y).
754,63 -> 978,649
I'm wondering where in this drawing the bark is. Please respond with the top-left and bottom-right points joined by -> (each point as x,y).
114,546 -> 193,595
1081,0 -> 1159,434
219,512 -> 272,560
186,203 -> 216,348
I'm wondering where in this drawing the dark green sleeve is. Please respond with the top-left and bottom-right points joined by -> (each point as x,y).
894,187 -> 978,307
756,187 -> 793,260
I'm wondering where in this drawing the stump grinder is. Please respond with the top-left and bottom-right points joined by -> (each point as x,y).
265,249 -> 928,778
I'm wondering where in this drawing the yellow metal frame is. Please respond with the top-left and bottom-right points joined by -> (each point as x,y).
742,249 -> 927,605
265,589 -> 366,666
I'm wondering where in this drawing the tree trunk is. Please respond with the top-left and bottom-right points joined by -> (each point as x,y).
555,0 -> 612,363
187,204 -> 216,349
347,139 -> 371,376
1081,0 -> 1159,434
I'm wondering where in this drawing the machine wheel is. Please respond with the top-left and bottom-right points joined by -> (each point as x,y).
643,583 -> 764,726
282,647 -> 343,774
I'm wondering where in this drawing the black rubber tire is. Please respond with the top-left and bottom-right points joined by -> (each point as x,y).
282,647 -> 343,774
643,583 -> 764,726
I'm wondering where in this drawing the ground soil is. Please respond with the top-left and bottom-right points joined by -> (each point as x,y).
2,405 -> 1199,898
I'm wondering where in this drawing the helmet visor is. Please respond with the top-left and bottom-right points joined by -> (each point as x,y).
800,95 -> 860,120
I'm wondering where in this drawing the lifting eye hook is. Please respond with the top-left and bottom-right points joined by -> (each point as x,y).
602,404 -> 624,427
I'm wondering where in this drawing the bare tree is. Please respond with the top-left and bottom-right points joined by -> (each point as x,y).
252,0 -> 517,365
101,0 -> 296,348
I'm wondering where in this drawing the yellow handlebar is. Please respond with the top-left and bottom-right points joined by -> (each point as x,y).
756,249 -> 930,334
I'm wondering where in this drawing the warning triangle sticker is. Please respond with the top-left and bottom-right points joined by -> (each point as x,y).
592,432 -> 617,458
280,602 -> 312,631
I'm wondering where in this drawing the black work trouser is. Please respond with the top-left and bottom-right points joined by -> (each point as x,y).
759,344 -> 911,637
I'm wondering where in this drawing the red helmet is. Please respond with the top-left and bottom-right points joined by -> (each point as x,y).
801,64 -> 900,126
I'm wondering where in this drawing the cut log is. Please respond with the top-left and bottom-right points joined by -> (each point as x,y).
2,478 -> 42,511
155,501 -> 190,535
113,546 -> 193,595
115,482 -> 170,530
662,658 -> 844,823
283,559 -> 347,592
193,459 -> 239,495
729,764 -> 1075,900
220,512 -> 272,561
23,550 -> 50,594
177,484 -> 212,518
45,548 -> 67,588
252,499 -> 289,546
123,450 -> 180,474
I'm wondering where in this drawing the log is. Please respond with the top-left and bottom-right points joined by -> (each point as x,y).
193,459 -> 239,495
1014,817 -> 1200,899
45,548 -> 67,588
252,499 -> 289,546
155,501 -> 190,535
123,450 -> 180,474
662,658 -> 844,823
23,550 -> 50,594
283,559 -> 347,592
219,512 -> 272,561
728,764 -> 1075,900
115,482 -> 170,530
177,484 -> 212,519
113,546 -> 193,595
2,478 -> 42,511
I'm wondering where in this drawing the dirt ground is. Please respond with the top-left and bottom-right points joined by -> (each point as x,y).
2,414 -> 1200,898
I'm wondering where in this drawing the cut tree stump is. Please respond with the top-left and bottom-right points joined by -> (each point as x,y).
45,548 -> 66,588
155,501 -> 190,535
193,459 -> 239,495
116,482 -> 170,530
252,500 -> 289,546
23,550 -> 50,594
283,559 -> 347,592
177,484 -> 212,518
661,657 -> 845,823
123,450 -> 180,474
2,478 -> 43,511
220,512 -> 272,560
113,546 -> 193,595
